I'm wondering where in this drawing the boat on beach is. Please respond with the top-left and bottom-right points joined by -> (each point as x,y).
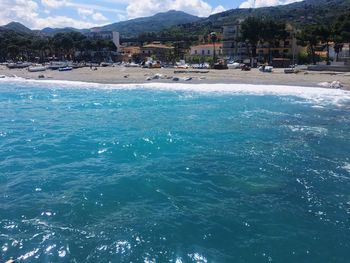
100,62 -> 113,67
7,62 -> 32,69
284,68 -> 300,74
259,65 -> 273,72
227,62 -> 241,69
28,65 -> 46,72
58,66 -> 73,72
124,62 -> 140,68
213,59 -> 228,70
47,62 -> 69,70
175,60 -> 190,69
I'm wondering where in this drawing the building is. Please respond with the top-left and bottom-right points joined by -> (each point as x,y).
140,42 -> 174,61
222,21 -> 300,64
222,20 -> 249,60
256,24 -> 299,64
87,31 -> 121,51
120,46 -> 141,62
189,43 -> 223,57
74,31 -> 121,62
329,43 -> 350,62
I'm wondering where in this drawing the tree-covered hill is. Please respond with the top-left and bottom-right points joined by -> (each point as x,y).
160,0 -> 350,38
91,10 -> 201,37
1,22 -> 32,34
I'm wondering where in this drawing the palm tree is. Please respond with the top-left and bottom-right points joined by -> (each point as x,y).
210,32 -> 217,64
240,17 -> 263,67
316,26 -> 332,65
261,20 -> 288,63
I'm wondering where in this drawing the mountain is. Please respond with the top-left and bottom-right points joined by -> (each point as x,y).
41,27 -> 89,35
0,10 -> 200,37
161,0 -> 350,37
92,10 -> 201,37
1,22 -> 32,34
1,0 -> 349,38
205,0 -> 350,26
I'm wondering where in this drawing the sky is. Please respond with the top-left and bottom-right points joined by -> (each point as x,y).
0,0 -> 303,29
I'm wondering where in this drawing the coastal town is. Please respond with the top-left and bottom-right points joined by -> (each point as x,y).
1,15 -> 349,89
0,18 -> 349,90
1,11 -> 349,74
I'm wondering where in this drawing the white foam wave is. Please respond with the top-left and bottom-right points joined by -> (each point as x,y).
287,125 -> 328,136
343,163 -> 350,173
1,77 -> 350,106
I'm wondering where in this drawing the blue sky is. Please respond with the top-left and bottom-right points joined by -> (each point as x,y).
0,0 -> 302,29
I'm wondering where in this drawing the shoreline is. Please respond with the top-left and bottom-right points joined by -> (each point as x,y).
1,66 -> 350,90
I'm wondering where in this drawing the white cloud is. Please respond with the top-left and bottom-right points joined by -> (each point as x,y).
35,16 -> 100,28
77,7 -> 108,22
0,0 -> 38,25
211,5 -> 226,14
0,0 -> 103,29
239,0 -> 302,8
126,0 -> 225,18
78,7 -> 94,18
41,0 -> 68,9
92,12 -> 108,22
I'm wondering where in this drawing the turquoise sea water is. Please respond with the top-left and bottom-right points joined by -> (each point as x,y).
1,80 -> 350,262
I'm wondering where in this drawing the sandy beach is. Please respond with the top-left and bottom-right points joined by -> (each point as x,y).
1,66 -> 349,90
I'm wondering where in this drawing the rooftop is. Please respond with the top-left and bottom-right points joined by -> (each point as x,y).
191,43 -> 223,48
142,44 -> 174,49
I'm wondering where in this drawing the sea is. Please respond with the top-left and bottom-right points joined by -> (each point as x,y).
0,78 -> 350,263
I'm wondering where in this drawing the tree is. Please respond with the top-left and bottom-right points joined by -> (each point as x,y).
260,19 -> 288,63
297,26 -> 319,65
31,37 -> 50,62
240,17 -> 262,66
316,26 -> 332,65
335,14 -> 350,59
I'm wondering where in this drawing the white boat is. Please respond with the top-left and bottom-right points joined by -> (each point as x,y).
142,59 -> 161,69
124,62 -> 139,68
58,66 -> 73,72
284,68 -> 300,74
175,60 -> 190,69
48,62 -> 69,70
192,63 -> 210,69
28,66 -> 46,72
227,62 -> 241,69
259,65 -> 273,72
7,62 -> 32,69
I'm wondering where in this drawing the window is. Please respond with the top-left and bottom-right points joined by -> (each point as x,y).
202,50 -> 205,55
195,50 -> 197,55
207,50 -> 210,55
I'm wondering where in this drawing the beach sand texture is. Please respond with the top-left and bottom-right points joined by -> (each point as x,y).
1,66 -> 349,89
